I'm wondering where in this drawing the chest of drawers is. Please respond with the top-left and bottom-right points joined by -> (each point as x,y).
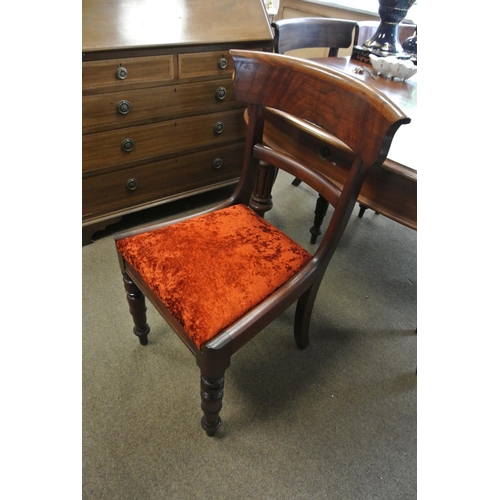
82,0 -> 273,244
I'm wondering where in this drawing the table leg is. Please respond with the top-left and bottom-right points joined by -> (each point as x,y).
310,195 -> 329,244
249,161 -> 278,217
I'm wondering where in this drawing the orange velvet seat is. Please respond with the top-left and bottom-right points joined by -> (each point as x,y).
116,204 -> 312,349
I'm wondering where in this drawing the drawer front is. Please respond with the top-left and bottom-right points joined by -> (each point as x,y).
178,51 -> 235,79
83,109 -> 246,174
82,78 -> 240,134
82,55 -> 174,93
83,143 -> 244,218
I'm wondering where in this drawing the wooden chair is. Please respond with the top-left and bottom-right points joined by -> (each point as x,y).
114,50 -> 410,436
272,17 -> 358,56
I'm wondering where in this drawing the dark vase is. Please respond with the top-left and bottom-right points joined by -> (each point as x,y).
362,0 -> 416,56
402,34 -> 417,55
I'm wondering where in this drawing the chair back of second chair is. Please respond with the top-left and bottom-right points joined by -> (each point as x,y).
272,17 -> 358,56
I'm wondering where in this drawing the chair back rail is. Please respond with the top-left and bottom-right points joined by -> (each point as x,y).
253,144 -> 341,207
272,17 -> 357,56
230,50 -> 410,169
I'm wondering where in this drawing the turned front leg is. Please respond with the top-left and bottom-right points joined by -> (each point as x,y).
122,273 -> 150,345
200,374 -> 225,437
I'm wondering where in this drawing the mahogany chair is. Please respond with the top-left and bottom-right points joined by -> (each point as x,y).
272,17 -> 358,56
114,50 -> 410,436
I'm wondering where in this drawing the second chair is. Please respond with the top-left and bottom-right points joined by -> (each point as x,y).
272,17 -> 358,56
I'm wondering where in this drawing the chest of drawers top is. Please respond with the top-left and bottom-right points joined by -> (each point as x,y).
83,0 -> 273,56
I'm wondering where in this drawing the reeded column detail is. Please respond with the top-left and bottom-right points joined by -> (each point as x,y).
249,161 -> 277,216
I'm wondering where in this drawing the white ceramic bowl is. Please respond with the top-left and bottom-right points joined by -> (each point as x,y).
369,54 -> 417,81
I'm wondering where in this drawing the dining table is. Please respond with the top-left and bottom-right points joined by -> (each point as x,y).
248,55 -> 417,236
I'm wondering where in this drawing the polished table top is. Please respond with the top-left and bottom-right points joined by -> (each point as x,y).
311,56 -> 417,172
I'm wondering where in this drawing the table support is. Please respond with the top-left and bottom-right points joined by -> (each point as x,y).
250,161 -> 277,217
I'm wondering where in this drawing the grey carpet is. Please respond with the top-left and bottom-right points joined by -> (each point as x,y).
83,171 -> 417,500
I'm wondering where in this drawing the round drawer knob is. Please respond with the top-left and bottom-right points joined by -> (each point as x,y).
218,57 -> 228,70
126,178 -> 138,191
117,100 -> 131,115
116,66 -> 128,80
215,87 -> 227,101
121,138 -> 135,152
213,122 -> 224,135
213,158 -> 223,170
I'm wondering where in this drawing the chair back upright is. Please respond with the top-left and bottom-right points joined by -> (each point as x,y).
272,17 -> 357,56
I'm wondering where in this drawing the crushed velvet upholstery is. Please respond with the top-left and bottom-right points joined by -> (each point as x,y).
116,204 -> 312,349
